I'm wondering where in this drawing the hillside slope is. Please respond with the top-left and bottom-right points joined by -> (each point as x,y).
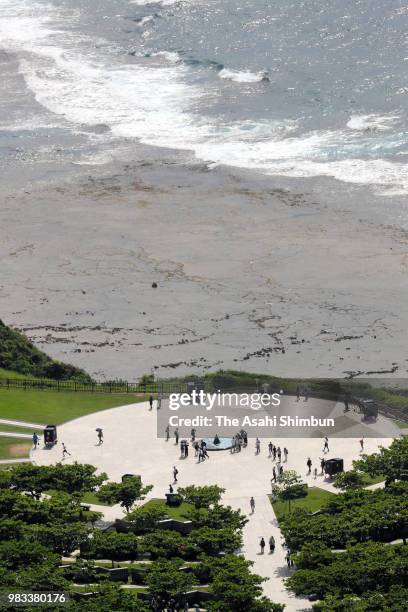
0,319 -> 91,381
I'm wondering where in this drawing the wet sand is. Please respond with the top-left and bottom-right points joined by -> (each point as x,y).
1,152 -> 407,381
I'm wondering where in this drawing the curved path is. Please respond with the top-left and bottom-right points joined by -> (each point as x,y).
32,397 -> 396,611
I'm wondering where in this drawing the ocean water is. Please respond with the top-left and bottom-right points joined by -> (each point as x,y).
0,0 -> 408,195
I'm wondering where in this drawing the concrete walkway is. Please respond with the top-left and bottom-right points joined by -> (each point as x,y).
32,398 -> 395,611
0,418 -> 44,429
0,458 -> 31,464
0,432 -> 32,439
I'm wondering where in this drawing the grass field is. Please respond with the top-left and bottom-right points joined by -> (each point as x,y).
270,486 -> 335,522
0,368 -> 35,380
142,498 -> 194,520
395,420 -> 408,429
362,473 -> 385,486
0,389 -> 146,425
0,437 -> 31,460
45,489 -> 112,507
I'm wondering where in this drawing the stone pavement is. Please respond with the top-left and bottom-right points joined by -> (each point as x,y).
32,398 -> 396,611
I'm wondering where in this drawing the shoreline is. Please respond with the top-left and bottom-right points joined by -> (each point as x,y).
1,152 -> 407,380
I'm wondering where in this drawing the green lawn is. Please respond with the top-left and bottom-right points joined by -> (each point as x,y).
45,489 -> 112,507
142,498 -> 194,520
362,473 -> 385,486
0,436 -> 31,460
0,389 -> 147,425
270,486 -> 335,522
395,420 -> 408,429
0,368 -> 35,380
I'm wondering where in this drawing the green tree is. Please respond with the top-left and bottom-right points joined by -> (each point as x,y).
271,470 -> 308,512
140,530 -> 190,560
84,531 -> 139,561
178,484 -> 225,509
354,437 -> 408,482
64,584 -> 150,611
186,503 -> 248,531
31,521 -> 92,555
146,558 -> 194,599
188,526 -> 242,556
48,462 -> 107,495
334,470 -> 366,490
97,476 -> 152,512
0,463 -> 53,499
202,555 -> 283,612
125,504 -> 168,533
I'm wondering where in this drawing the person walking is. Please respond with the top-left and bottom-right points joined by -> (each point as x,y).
323,436 -> 329,453
272,445 -> 277,461
360,436 -> 364,452
307,457 -> 312,474
286,551 -> 292,567
97,429 -> 103,445
32,432 -> 39,449
149,394 -> 154,410
277,447 -> 282,462
279,465 -> 284,476
250,496 -> 255,513
169,484 -> 174,494
320,457 -> 326,475
255,438 -> 261,455
191,428 -> 196,442
272,466 -> 277,483
201,440 -> 209,459
184,441 -> 189,457
157,392 -> 162,409
260,537 -> 265,554
269,535 -> 275,553
174,428 -> 179,445
172,466 -> 178,483
313,467 -> 318,479
194,441 -> 199,456
165,424 -> 170,441
268,441 -> 273,457
283,447 -> 288,462
180,440 -> 185,458
296,386 -> 300,401
62,443 -> 71,459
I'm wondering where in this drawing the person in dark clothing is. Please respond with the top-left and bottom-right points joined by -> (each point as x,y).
307,457 -> 312,474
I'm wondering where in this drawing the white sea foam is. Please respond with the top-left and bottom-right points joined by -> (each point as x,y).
151,50 -> 182,63
130,0 -> 191,5
1,0 -> 407,194
347,114 -> 399,131
218,68 -> 267,83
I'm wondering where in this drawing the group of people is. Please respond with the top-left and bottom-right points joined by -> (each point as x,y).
194,439 -> 210,462
231,430 -> 248,452
149,393 -> 162,411
259,535 -> 276,554
268,441 -> 288,462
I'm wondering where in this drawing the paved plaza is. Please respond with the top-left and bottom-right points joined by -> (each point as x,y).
32,397 -> 398,611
